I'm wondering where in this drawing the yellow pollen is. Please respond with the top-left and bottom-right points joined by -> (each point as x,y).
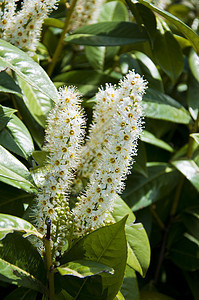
65,98 -> 70,103
42,200 -> 47,205
93,216 -> 98,221
86,208 -> 91,213
132,126 -> 136,130
59,170 -> 64,176
96,187 -> 101,193
131,80 -> 135,85
116,146 -> 121,151
121,122 -> 125,127
99,197 -> 104,202
128,113 -> 133,118
110,158 -> 115,163
97,152 -> 102,157
102,97 -> 106,102
18,32 -> 22,36
29,24 -> 34,30
65,118 -> 70,123
62,147 -> 67,152
48,208 -> 54,215
115,168 -> 120,173
51,186 -> 56,191
107,177 -> 112,183
2,19 -> 7,24
39,227 -> 44,232
55,160 -> 60,166
69,130 -> 74,135
124,135 -> 129,141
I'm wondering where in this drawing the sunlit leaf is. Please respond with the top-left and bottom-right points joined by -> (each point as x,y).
142,130 -> 173,152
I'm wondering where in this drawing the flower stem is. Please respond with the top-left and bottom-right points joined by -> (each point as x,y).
47,0 -> 78,76
44,219 -> 54,300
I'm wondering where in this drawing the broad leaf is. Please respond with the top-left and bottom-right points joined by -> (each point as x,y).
120,265 -> 139,300
123,162 -> 180,211
153,31 -> 184,82
57,261 -> 114,278
0,146 -> 36,192
44,18 -> 65,29
0,113 -> 34,160
136,0 -> 199,54
0,71 -> 21,96
0,213 -> 42,240
187,71 -> 199,120
169,236 -> 199,271
66,22 -> 148,46
120,52 -> 164,91
60,217 -> 128,300
17,76 -> 53,128
0,232 -> 46,292
4,287 -> 38,300
0,105 -> 17,131
190,133 -> 199,145
171,159 -> 199,192
189,49 -> 199,82
111,196 -> 150,277
182,208 -> 199,241
143,88 -> 191,124
141,130 -> 173,152
54,70 -> 118,97
0,39 -> 58,100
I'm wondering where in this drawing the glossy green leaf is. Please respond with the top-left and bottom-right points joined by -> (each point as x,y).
0,213 -> 42,240
182,208 -> 199,241
17,76 -> 53,128
44,17 -> 65,29
0,71 -> 21,96
0,105 -> 17,131
120,265 -> 139,300
66,22 -> 148,46
57,261 -> 114,278
133,141 -> 148,178
169,236 -> 199,271
0,232 -> 46,292
111,196 -> 150,277
99,1 -> 129,22
153,30 -> 184,82
123,162 -> 180,211
137,0 -> 199,54
54,70 -> 118,97
189,49 -> 199,82
120,52 -> 163,91
4,287 -> 38,300
187,72 -> 199,120
171,159 -> 199,192
142,130 -> 173,152
0,145 -> 36,192
32,150 -> 48,167
14,95 -> 44,148
143,88 -> 191,124
60,217 -> 128,300
190,133 -> 199,145
0,39 -> 58,100
0,113 -> 34,160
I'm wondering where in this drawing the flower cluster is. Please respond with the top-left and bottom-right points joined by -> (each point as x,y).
69,0 -> 106,32
73,71 -> 147,234
33,86 -> 85,259
0,0 -> 58,55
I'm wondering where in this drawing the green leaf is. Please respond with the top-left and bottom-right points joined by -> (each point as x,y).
0,71 -> 21,96
120,52 -> 163,91
0,145 -> 36,192
53,70 -> 118,97
0,213 -> 42,240
17,76 -> 53,128
187,72 -> 199,120
153,31 -> 184,82
133,141 -> 148,178
99,1 -> 129,22
0,113 -> 34,160
120,265 -> 139,300
169,236 -> 199,271
14,95 -> 44,148
111,196 -> 150,277
182,208 -> 199,241
0,39 -> 58,100
66,22 -> 148,46
143,88 -> 192,124
123,162 -> 180,211
137,0 -> 199,54
190,133 -> 199,145
184,271 -> 199,300
44,17 -> 65,29
171,159 -> 199,192
0,105 -> 17,131
4,287 -> 38,300
0,232 -> 46,292
32,150 -> 48,167
141,130 -> 173,152
189,49 -> 199,82
60,217 -> 128,300
57,261 -> 114,278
